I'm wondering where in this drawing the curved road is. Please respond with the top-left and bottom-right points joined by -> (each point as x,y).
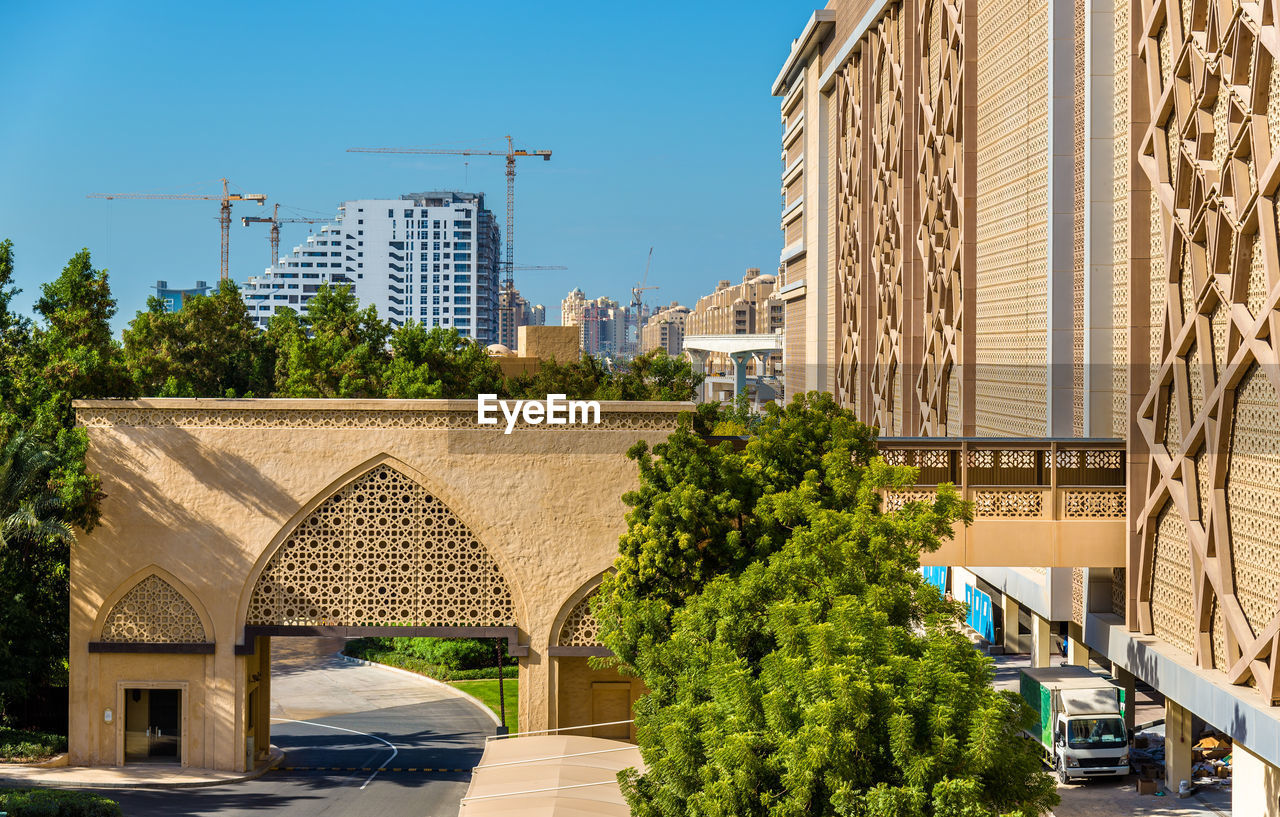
99,638 -> 495,817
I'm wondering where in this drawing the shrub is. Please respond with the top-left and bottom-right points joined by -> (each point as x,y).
0,789 -> 122,817
0,728 -> 67,762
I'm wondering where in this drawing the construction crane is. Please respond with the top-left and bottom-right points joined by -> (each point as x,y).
632,247 -> 659,308
241,204 -> 330,267
87,178 -> 266,281
512,265 -> 567,271
346,136 -> 551,338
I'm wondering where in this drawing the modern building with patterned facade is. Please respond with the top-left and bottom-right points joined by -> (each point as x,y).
778,0 -> 1280,808
640,302 -> 691,356
683,268 -> 785,379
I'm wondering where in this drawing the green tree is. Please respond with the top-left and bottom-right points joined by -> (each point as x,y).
0,432 -> 76,721
13,249 -> 130,526
505,354 -> 613,400
609,348 -> 703,401
593,393 -> 878,669
270,284 -> 390,397
384,323 -> 505,398
122,280 -> 273,397
0,240 -> 32,432
595,395 -> 1058,816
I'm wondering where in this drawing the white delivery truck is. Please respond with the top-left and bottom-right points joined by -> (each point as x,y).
1020,666 -> 1129,782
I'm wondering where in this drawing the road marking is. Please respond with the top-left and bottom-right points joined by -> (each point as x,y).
271,717 -> 398,789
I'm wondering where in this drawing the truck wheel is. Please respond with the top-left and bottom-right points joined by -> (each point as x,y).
1057,758 -> 1069,785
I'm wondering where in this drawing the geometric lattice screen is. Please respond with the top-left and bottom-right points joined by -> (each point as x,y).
247,465 -> 517,628
1135,0 -> 1280,702
100,574 -> 208,643
914,0 -> 967,436
556,592 -> 603,648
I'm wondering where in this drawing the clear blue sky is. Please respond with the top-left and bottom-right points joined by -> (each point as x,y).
0,1 -> 816,330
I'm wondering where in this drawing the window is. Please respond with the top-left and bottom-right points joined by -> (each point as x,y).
387,209 -> 394,217
433,242 -> 441,250
358,231 -> 364,236
358,219 -> 364,224
433,253 -> 441,261
454,253 -> 471,261
455,263 -> 470,272
404,210 -> 413,218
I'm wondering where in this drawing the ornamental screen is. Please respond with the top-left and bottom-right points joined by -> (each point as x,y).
247,465 -> 517,628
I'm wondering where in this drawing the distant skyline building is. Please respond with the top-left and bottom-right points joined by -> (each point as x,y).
560,288 -> 651,359
152,280 -> 210,313
498,287 -> 546,347
640,301 -> 690,356
239,191 -> 501,342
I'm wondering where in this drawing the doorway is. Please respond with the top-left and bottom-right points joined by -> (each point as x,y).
123,688 -> 182,763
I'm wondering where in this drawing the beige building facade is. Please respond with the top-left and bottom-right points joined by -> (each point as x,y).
779,0 -> 1280,807
639,302 -> 691,356
68,398 -> 685,772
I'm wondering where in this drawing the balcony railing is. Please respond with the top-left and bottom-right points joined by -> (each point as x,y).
877,438 -> 1127,567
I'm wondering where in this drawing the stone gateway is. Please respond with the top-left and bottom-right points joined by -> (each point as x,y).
68,398 -> 687,771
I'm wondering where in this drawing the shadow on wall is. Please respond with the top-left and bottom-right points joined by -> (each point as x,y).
77,425 -> 297,634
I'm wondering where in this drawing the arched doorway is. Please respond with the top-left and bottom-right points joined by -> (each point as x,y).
238,463 -> 527,766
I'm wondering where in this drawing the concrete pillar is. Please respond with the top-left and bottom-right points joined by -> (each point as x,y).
1031,612 -> 1053,668
1112,665 -> 1136,731
1234,741 -> 1280,817
730,352 -> 750,399
1164,698 -> 1194,793
1066,622 -> 1089,667
1002,594 -> 1021,654
258,636 -> 271,763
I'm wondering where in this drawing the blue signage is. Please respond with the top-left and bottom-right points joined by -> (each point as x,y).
964,583 -> 994,642
921,566 -> 948,594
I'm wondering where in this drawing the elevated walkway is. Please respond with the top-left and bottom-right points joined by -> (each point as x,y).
877,438 -> 1126,568
683,333 -> 783,399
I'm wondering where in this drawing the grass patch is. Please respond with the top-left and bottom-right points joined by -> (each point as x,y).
0,788 -> 121,816
451,678 -> 518,730
0,727 -> 67,763
344,639 -> 515,681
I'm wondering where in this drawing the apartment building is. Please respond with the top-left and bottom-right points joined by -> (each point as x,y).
240,192 -> 501,342
560,288 -> 640,358
683,268 -> 784,378
777,0 -> 1280,809
640,302 -> 691,356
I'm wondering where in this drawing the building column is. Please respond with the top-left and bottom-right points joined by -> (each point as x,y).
730,352 -> 750,399
1002,594 -> 1021,654
1112,665 -> 1136,731
1030,612 -> 1053,668
1233,740 -> 1280,817
1066,622 -> 1089,667
1164,698 -> 1194,794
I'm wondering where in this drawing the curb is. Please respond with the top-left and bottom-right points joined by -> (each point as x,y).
335,652 -> 503,728
0,746 -> 285,790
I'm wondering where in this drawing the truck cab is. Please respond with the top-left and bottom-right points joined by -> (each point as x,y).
1021,666 -> 1130,782
1052,710 -> 1129,782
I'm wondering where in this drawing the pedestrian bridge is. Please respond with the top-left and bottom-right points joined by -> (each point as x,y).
877,438 -> 1127,569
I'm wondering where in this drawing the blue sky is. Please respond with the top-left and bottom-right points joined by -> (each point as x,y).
0,1 -> 816,330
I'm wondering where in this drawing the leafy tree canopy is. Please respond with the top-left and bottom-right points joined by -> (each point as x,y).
270,284 -> 390,398
122,280 -> 273,398
385,322 -> 505,399
594,394 -> 1058,817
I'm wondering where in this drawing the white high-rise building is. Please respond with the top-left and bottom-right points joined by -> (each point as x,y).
240,191 -> 501,342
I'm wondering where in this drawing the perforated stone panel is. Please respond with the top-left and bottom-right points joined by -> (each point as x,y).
973,0 -> 1049,436
835,53 -> 865,413
247,465 -> 516,627
868,5 -> 908,435
557,593 -> 603,648
100,574 -> 207,643
1134,0 -> 1280,699
915,0 -> 968,435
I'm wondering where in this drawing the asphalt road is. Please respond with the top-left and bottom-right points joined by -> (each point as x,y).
98,638 -> 495,817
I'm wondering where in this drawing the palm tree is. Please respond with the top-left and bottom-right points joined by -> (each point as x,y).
0,431 -> 74,722
0,432 -> 73,559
